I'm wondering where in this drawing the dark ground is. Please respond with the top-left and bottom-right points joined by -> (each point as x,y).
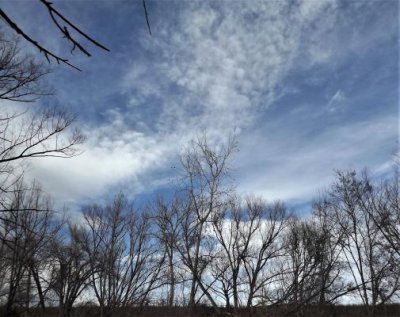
4,304 -> 400,317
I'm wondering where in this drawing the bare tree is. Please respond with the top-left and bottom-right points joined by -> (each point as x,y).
210,196 -> 247,310
175,136 -> 236,310
210,196 -> 287,313
278,208 -> 348,317
0,34 -> 85,221
0,32 -> 85,316
83,193 -> 164,317
0,107 -> 84,164
323,171 -> 399,316
0,179 -> 58,316
48,223 -> 92,317
241,199 -> 287,308
370,172 -> 400,259
0,107 -> 85,222
310,201 -> 348,304
352,171 -> 400,304
279,219 -> 317,313
0,33 -> 50,102
153,196 -> 182,307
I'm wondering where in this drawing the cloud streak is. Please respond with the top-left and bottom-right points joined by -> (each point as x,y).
5,0 -> 396,209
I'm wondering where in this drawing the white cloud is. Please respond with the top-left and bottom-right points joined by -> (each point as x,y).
123,1 -> 342,138
235,114 -> 398,203
28,115 -> 178,203
327,89 -> 346,112
13,0 -> 397,207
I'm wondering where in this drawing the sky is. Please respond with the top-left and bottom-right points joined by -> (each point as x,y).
1,0 -> 399,215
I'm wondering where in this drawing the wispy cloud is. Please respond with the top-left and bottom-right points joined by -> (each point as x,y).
5,0 -> 396,208
235,113 -> 398,203
327,90 -> 346,112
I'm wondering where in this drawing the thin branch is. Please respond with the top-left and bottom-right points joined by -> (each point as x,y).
142,0 -> 152,35
39,0 -> 110,53
0,9 -> 81,71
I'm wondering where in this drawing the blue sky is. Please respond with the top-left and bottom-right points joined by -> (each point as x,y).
2,0 -> 398,214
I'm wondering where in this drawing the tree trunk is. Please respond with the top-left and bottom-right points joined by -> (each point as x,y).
168,248 -> 175,307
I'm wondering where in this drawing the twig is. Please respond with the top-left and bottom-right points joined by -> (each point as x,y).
142,0 -> 152,35
0,9 -> 81,71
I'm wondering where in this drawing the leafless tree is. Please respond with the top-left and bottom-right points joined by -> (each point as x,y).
0,107 -> 85,221
369,171 -> 400,259
48,223 -> 92,317
279,219 -> 317,313
241,199 -> 287,308
310,201 -> 348,304
210,196 -> 287,313
210,196 -> 246,310
83,193 -> 164,317
0,179 -> 59,316
0,32 -> 85,316
0,34 -> 85,220
153,196 -> 183,307
175,136 -> 236,310
323,171 -> 399,316
0,107 -> 84,164
0,33 -> 50,102
352,171 -> 400,303
277,208 -> 348,317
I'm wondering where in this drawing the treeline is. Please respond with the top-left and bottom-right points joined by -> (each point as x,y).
1,136 -> 399,317
0,29 -> 399,317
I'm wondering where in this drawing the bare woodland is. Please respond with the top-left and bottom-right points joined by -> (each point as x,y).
0,14 -> 399,317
